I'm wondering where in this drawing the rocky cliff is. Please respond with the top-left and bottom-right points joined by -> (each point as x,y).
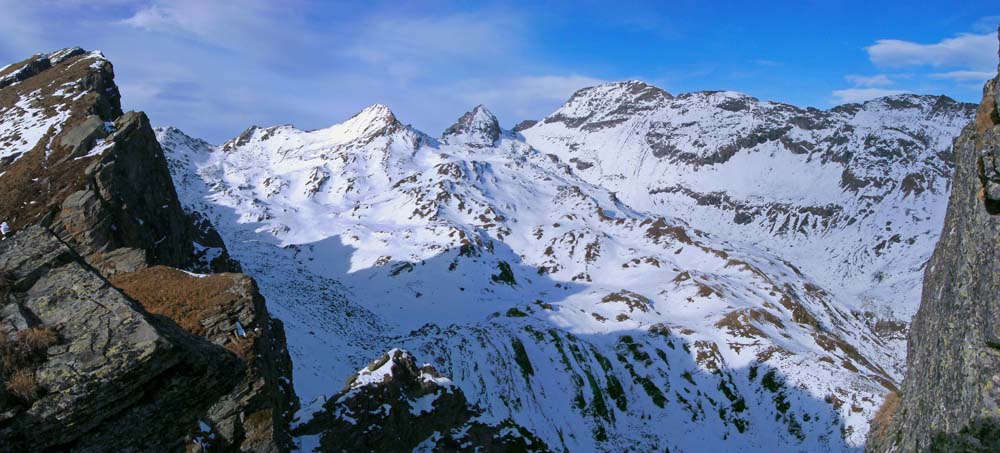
867,28 -> 1000,452
0,48 -> 297,451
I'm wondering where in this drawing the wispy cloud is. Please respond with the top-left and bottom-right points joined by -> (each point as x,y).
119,0 -> 312,61
831,88 -> 906,104
929,70 -> 996,82
866,32 -> 996,70
845,74 -> 893,86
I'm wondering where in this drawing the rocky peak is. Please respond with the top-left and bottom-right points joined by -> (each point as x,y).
337,103 -> 402,142
442,104 -> 501,146
0,47 -> 99,90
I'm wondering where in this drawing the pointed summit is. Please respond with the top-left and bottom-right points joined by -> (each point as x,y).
337,103 -> 402,141
442,105 -> 501,147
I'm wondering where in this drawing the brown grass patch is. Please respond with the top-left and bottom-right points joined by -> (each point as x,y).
16,327 -> 59,353
5,368 -> 39,402
242,409 -> 275,445
695,282 -> 720,298
715,308 -> 785,339
870,391 -> 901,442
111,266 -> 244,337
693,340 -> 723,372
1,327 -> 59,371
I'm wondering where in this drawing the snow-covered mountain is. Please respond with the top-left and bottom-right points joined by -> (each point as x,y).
153,87 -> 963,450
522,82 -> 975,359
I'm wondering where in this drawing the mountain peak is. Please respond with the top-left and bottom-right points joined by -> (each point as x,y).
442,104 -> 501,146
352,103 -> 397,124
570,80 -> 672,104
336,103 -> 402,141
537,80 -> 671,130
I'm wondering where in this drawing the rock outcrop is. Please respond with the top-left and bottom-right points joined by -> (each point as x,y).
113,266 -> 298,452
295,349 -> 548,452
0,226 -> 243,451
0,47 -> 236,275
0,48 -> 298,451
867,28 -> 1000,452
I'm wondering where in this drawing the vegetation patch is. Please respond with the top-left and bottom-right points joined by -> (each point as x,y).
1,326 -> 60,404
869,391 -> 900,444
111,266 -> 249,339
491,261 -> 516,285
511,338 -> 534,381
636,375 -> 667,408
505,307 -> 528,318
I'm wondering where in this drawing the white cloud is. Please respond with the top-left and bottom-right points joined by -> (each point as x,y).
118,0 -> 310,60
831,88 -> 906,104
845,74 -> 893,86
929,70 -> 996,82
866,32 -> 997,70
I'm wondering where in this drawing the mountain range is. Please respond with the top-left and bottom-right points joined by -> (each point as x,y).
0,44 -> 989,452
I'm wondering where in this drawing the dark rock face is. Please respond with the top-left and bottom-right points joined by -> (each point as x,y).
867,29 -> 1000,452
513,119 -> 538,132
48,111 -> 204,275
0,49 -> 298,451
443,105 -> 501,146
295,349 -> 548,452
0,226 -> 243,451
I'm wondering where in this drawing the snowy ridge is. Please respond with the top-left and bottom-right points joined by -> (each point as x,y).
522,83 -> 975,368
154,90 -> 942,449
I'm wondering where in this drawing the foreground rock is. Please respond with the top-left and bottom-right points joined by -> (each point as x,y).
0,226 -> 242,451
113,266 -> 298,452
295,349 -> 548,452
867,28 -> 1000,452
0,48 -> 299,451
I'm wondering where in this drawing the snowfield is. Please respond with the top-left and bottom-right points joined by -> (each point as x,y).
156,83 -> 973,451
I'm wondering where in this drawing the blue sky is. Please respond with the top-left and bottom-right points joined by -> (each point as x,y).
1,1 -> 996,143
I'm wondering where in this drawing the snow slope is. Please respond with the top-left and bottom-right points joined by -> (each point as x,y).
157,97 -> 922,450
522,82 -> 975,370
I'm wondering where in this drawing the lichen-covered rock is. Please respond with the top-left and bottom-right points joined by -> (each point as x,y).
867,28 -> 1000,452
0,226 -> 243,451
295,349 -> 548,452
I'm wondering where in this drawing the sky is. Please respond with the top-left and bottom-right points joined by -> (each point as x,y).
0,1 -> 997,143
